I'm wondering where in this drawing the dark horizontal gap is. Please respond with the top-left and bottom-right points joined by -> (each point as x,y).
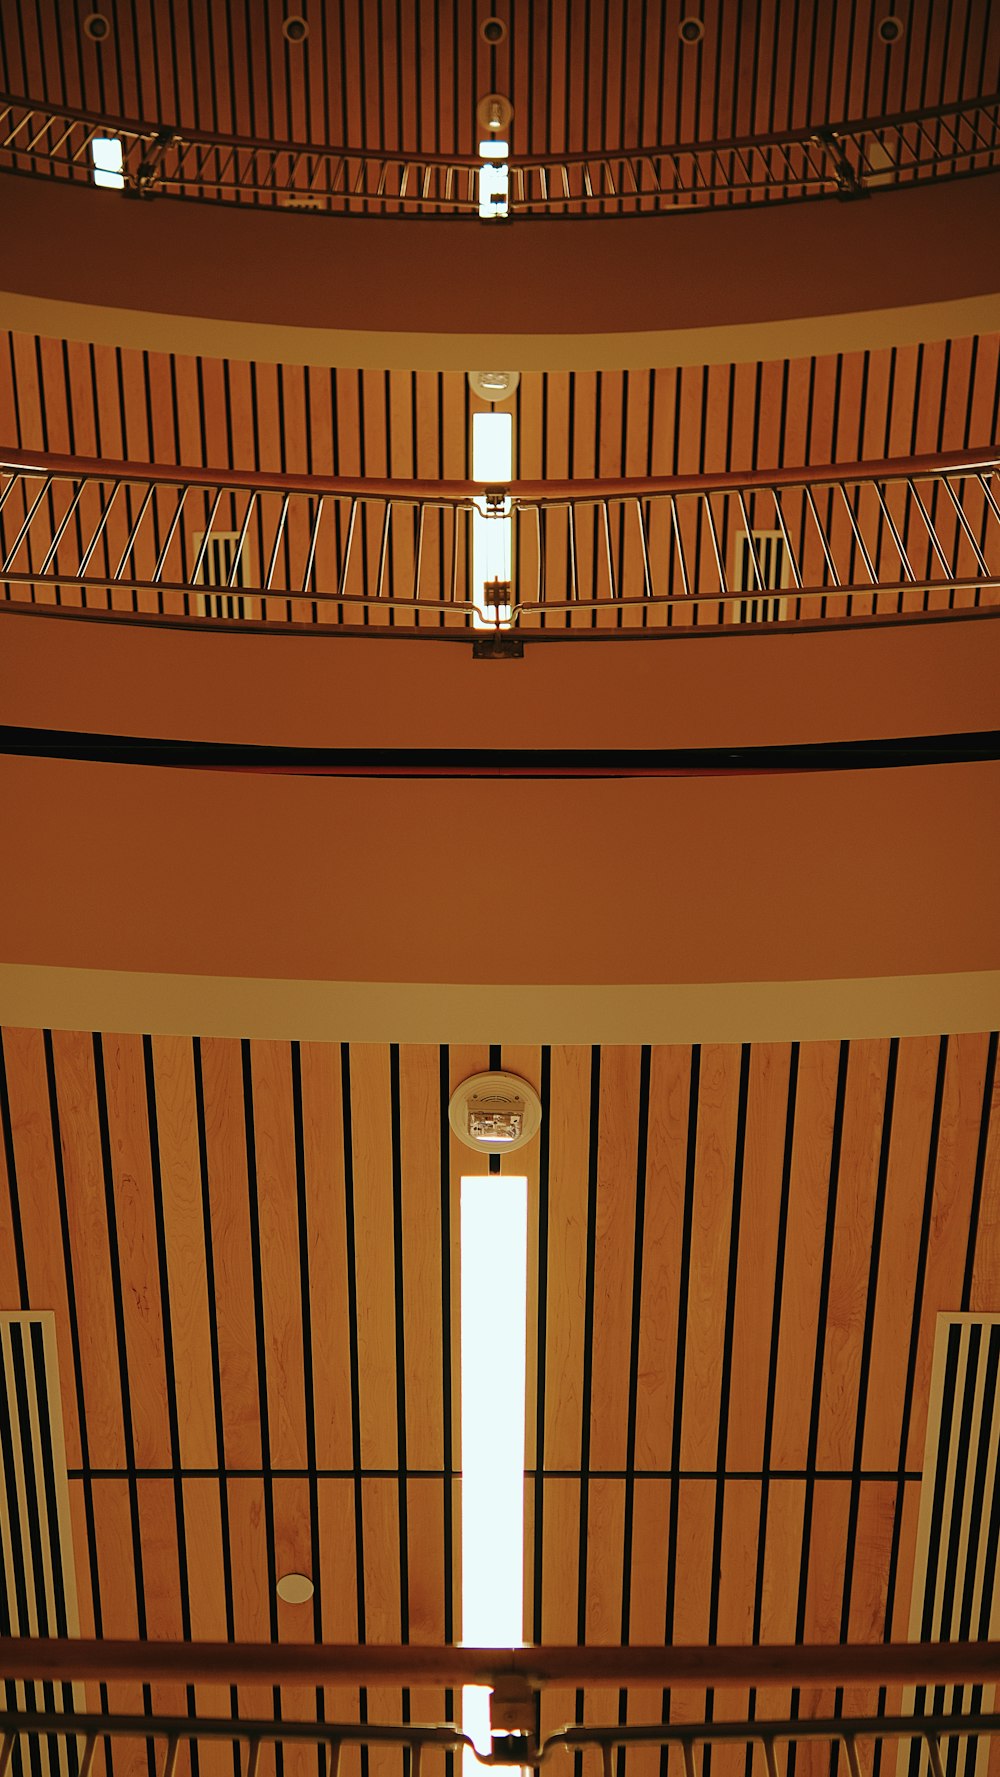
3,726 -> 999,778
67,1466 -> 923,1481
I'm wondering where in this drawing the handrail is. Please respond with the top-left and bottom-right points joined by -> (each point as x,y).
1,89 -> 997,215
4,1637 -> 1000,1688
2,445 -> 997,504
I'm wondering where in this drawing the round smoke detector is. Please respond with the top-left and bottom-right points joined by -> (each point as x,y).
468,370 -> 520,404
878,14 -> 904,43
449,1071 -> 542,1155
82,11 -> 111,40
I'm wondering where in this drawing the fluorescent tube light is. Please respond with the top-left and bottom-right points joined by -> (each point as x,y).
478,138 -> 509,159
472,499 -> 512,627
478,159 -> 509,219
461,1173 -> 528,1772
473,412 -> 513,485
91,136 -> 125,189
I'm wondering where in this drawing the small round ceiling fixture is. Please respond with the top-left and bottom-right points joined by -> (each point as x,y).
477,91 -> 513,135
878,14 -> 904,43
679,16 -> 704,44
277,1573 -> 314,1604
480,16 -> 507,45
82,11 -> 111,41
449,1072 -> 542,1156
468,370 -> 520,404
282,15 -> 310,42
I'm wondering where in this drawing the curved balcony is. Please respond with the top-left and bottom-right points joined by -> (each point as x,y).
1,90 -> 998,217
2,445 -> 998,639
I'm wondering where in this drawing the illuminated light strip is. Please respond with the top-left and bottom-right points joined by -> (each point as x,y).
461,1174 -> 529,1775
471,410 -> 514,628
91,136 -> 125,190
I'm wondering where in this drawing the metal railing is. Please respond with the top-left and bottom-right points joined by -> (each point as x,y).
0,91 -> 998,215
1,447 -> 998,637
2,1641 -> 1000,1777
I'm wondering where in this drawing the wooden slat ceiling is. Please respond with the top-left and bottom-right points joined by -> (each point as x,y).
3,331 -> 999,477
1,1028 -> 999,1777
1,0 -> 998,153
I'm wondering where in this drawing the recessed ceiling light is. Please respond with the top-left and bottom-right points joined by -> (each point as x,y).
468,371 -> 520,405
679,16 -> 704,43
476,92 -> 513,134
82,11 -> 111,41
878,14 -> 904,42
282,15 -> 309,42
276,1572 -> 314,1604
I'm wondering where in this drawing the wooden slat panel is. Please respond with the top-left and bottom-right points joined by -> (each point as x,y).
299,1041 -> 355,1472
398,1044 -> 444,1473
634,1044 -> 691,1470
349,1045 -> 399,1473
543,1045 -> 594,1470
726,1043 -> 792,1473
680,1043 -> 742,1471
250,1039 -> 308,1469
589,1046 -> 642,1471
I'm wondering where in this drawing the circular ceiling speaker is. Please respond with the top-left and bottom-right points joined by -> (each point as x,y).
448,1072 -> 542,1156
468,370 -> 520,404
82,11 -> 111,40
877,14 -> 904,42
480,16 -> 507,45
678,16 -> 704,43
282,15 -> 310,42
276,1573 -> 314,1603
476,91 -> 513,134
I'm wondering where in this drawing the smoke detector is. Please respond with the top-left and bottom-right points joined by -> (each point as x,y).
468,370 -> 520,404
449,1072 -> 542,1155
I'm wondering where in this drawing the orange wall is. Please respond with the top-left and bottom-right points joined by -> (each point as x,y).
4,753 -> 997,986
4,605 -> 998,751
2,169 -> 997,353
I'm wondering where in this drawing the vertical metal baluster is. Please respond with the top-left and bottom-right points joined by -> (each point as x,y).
114,481 -> 156,577
907,477 -> 956,577
78,1735 -> 98,1777
231,491 -> 259,587
189,488 -> 224,585
377,502 -> 392,599
843,1736 -> 864,1777
941,475 -> 990,573
703,494 -> 729,617
245,1742 -> 262,1777
534,506 -> 544,614
635,499 -> 653,599
873,481 -> 916,582
762,1736 -> 781,1777
337,499 -> 359,608
300,495 -> 325,594
736,490 -> 766,590
2,473 -> 54,572
153,484 -> 189,583
411,505 -> 425,604
265,492 -> 291,595
670,496 -> 691,600
836,482 -> 878,583
411,1746 -> 422,1777
978,471 -> 1000,531
602,1747 -> 615,1777
924,1733 -> 946,1777
0,1733 -> 15,1777
76,478 -> 124,580
161,1739 -> 180,1777
682,1743 -> 699,1777
38,480 -> 86,574
568,502 -> 579,601
327,1743 -> 341,1777
771,489 -> 804,595
804,485 -> 841,586
602,500 -> 617,601
450,506 -> 460,604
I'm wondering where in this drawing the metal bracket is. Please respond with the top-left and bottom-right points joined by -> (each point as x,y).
811,128 -> 868,199
131,129 -> 182,196
472,635 -> 524,659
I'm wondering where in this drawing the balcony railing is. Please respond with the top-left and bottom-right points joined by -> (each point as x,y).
0,91 -> 998,216
1,447 -> 998,639
2,1640 -> 1000,1777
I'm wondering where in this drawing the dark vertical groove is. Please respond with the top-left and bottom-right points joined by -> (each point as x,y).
574,1045 -> 602,1748
617,1044 -> 652,1768
340,1042 -> 368,1751
961,1031 -> 998,1310
389,1043 -> 410,1743
290,1041 -> 326,1763
532,1046 -> 552,1647
438,1045 -> 455,1777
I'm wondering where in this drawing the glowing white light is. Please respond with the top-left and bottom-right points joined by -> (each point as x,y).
472,497 -> 512,627
478,159 -> 509,219
461,1174 -> 528,1775
91,136 -> 125,189
478,138 -> 509,159
473,412 -> 513,484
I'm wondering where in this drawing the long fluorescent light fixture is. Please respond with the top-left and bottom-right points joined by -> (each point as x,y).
461,1174 -> 528,1775
473,412 -> 513,484
472,498 -> 512,628
91,137 -> 125,189
478,158 -> 509,219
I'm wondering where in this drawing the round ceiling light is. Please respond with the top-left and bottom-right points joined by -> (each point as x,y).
276,1573 -> 314,1604
468,370 -> 520,404
282,15 -> 309,42
679,16 -> 705,43
480,16 -> 507,45
448,1072 -> 542,1156
877,14 -> 904,42
82,11 -> 111,40
476,91 -> 513,135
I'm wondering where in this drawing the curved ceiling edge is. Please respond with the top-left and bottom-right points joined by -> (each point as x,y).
1,964 -> 997,1047
3,288 -> 997,374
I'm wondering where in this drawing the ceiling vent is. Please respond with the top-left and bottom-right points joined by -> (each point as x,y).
897,1314 -> 1000,1777
729,529 -> 790,623
0,1313 -> 82,1776
192,531 -> 256,620
449,1072 -> 542,1155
